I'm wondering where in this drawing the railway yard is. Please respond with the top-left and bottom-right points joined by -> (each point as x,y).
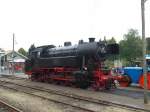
0,74 -> 149,112
0,0 -> 150,111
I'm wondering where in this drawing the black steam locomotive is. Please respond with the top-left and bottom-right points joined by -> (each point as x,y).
25,38 -> 119,90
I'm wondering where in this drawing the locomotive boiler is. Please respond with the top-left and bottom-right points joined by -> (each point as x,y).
25,38 -> 119,90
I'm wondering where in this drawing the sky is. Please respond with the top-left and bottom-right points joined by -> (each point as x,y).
0,0 -> 150,51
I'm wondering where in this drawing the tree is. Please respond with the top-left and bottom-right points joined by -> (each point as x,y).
146,38 -> 150,54
18,48 -> 27,56
119,29 -> 142,64
107,37 -> 116,44
28,44 -> 35,53
104,37 -> 118,67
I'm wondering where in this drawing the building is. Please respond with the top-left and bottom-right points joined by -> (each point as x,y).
1,51 -> 28,73
0,48 -> 5,72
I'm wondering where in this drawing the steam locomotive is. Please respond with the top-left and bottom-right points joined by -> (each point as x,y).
25,38 -> 119,90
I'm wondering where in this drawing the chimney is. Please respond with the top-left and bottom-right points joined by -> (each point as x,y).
78,40 -> 84,44
89,37 -> 95,43
64,42 -> 72,46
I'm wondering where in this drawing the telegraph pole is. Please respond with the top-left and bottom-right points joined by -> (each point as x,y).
141,0 -> 148,104
12,33 -> 15,75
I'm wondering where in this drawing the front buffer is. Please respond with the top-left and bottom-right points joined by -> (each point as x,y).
92,70 -> 115,90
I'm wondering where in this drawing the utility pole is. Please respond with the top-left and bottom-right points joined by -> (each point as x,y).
141,0 -> 148,104
12,33 -> 15,75
0,55 -> 1,74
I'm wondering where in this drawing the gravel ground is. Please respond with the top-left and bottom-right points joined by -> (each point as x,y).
0,107 -> 10,112
0,87 -> 88,112
0,87 -> 141,112
0,77 -> 148,112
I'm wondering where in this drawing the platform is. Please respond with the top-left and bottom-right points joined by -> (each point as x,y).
0,73 -> 28,78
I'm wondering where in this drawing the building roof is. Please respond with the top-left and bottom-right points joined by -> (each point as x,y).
1,51 -> 28,62
0,48 -> 5,55
4,51 -> 28,59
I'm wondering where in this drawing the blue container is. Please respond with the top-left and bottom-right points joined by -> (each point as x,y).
123,67 -> 143,84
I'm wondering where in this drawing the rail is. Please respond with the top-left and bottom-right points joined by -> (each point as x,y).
0,99 -> 23,112
0,76 -> 149,112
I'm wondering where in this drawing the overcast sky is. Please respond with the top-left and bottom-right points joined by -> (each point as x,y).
0,0 -> 150,51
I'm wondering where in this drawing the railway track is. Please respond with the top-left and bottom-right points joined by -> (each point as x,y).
0,80 -> 107,112
0,99 -> 22,112
0,76 -> 148,112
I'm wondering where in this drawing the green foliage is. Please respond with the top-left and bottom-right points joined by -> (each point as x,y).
28,44 -> 35,53
146,38 -> 150,54
107,37 -> 116,44
103,37 -> 118,67
18,48 -> 27,56
119,29 -> 142,64
106,37 -> 118,61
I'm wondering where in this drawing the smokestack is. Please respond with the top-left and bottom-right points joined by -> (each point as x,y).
78,40 -> 84,44
89,37 -> 95,43
64,42 -> 71,46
